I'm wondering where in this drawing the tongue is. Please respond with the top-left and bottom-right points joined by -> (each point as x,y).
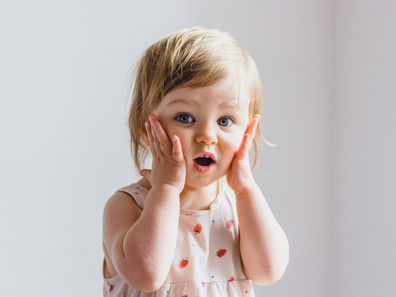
195,157 -> 212,166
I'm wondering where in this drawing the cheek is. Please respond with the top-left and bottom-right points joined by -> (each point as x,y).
176,135 -> 188,154
156,118 -> 176,141
165,127 -> 190,154
153,115 -> 190,154
223,130 -> 245,151
227,129 -> 245,146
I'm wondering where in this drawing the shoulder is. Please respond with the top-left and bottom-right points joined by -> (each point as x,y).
102,178 -> 149,251
102,181 -> 145,280
102,178 -> 150,224
102,186 -> 142,227
110,177 -> 150,208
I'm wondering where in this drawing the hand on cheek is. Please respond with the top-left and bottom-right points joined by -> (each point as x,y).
139,114 -> 187,194
226,114 -> 260,194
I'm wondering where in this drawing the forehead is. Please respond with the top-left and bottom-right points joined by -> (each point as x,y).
161,72 -> 250,110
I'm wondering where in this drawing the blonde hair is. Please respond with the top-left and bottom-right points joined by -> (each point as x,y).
128,26 -> 264,171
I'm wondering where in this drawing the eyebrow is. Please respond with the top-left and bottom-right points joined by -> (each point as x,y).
166,98 -> 240,108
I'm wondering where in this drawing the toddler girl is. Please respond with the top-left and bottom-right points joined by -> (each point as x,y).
102,26 -> 289,297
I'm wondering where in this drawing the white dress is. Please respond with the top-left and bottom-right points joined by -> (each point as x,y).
103,177 -> 256,297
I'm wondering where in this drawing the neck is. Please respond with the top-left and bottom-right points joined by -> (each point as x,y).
179,180 -> 220,210
136,177 -> 222,211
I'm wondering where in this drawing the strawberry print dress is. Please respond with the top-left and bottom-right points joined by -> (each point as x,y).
103,177 -> 256,297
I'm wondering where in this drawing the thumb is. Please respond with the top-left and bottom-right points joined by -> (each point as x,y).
139,169 -> 152,183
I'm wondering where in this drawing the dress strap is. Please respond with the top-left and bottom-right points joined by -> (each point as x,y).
221,179 -> 240,229
115,183 -> 148,210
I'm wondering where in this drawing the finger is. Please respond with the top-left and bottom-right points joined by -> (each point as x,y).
151,120 -> 164,157
172,135 -> 184,163
236,133 -> 250,160
247,114 -> 260,149
139,169 -> 152,184
250,114 -> 260,136
149,116 -> 157,142
246,114 -> 260,137
145,121 -> 157,156
151,116 -> 172,156
242,115 -> 260,152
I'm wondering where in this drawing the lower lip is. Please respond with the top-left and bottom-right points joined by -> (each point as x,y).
193,161 -> 215,174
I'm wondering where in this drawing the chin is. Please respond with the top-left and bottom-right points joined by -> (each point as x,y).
185,171 -> 226,189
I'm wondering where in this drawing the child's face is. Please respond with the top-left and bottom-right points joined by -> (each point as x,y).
151,72 -> 251,188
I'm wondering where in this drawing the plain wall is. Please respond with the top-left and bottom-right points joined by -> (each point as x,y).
333,0 -> 396,296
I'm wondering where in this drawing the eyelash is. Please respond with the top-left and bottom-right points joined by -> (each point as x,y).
174,113 -> 235,127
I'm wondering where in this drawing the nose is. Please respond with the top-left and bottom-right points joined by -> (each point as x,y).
194,122 -> 218,145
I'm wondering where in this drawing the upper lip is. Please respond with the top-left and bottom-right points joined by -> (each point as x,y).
194,151 -> 217,162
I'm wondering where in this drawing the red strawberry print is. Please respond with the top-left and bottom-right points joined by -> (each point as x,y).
193,223 -> 202,234
228,276 -> 235,282
226,219 -> 234,229
107,282 -> 114,294
178,258 -> 189,268
215,248 -> 227,257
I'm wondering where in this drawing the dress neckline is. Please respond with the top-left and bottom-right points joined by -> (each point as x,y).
133,178 -> 225,214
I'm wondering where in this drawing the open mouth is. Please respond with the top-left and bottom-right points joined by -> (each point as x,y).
194,156 -> 216,166
193,156 -> 216,173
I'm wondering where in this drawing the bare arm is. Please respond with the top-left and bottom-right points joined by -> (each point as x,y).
225,115 -> 289,285
117,185 -> 180,290
236,183 -> 289,285
105,114 -> 185,292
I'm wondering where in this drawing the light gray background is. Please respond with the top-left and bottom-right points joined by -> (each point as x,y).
0,0 -> 395,296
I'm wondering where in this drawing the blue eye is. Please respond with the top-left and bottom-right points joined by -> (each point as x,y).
175,113 -> 195,124
218,117 -> 233,127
